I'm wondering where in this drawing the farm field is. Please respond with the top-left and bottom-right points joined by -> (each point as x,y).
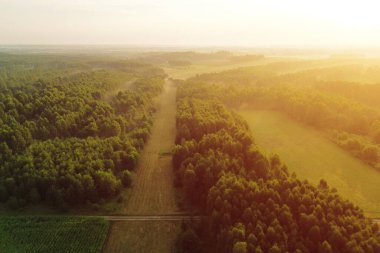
103,79 -> 181,253
0,216 -> 108,253
240,109 -> 380,217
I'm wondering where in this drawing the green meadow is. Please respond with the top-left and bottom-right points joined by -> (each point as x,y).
240,109 -> 380,217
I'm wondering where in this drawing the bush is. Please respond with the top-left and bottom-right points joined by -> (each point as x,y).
120,170 -> 132,187
362,146 -> 379,163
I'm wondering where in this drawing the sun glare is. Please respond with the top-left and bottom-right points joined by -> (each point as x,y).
1,0 -> 380,46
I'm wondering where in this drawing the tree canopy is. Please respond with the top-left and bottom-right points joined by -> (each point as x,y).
174,80 -> 380,253
0,55 -> 166,209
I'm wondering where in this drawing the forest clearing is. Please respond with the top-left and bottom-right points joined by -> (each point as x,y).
103,79 -> 181,253
240,109 -> 380,217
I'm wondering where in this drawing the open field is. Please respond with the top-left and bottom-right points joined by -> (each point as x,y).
103,79 -> 180,253
162,56 -> 371,80
162,58 -> 276,79
99,215 -> 200,221
240,109 -> 380,217
0,216 -> 108,253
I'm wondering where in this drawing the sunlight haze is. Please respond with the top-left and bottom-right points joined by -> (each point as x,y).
1,0 -> 380,47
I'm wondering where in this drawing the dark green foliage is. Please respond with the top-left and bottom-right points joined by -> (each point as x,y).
175,226 -> 202,253
0,216 -> 108,253
0,55 -> 165,208
120,170 -> 132,187
173,82 -> 380,253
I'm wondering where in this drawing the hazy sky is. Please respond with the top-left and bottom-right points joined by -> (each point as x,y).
1,0 -> 380,47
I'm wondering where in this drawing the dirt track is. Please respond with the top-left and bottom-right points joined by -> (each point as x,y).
99,215 -> 200,221
123,80 -> 178,215
103,80 -> 180,253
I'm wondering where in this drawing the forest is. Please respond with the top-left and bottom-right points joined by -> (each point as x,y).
139,51 -> 264,65
4,0 -> 380,252
0,54 -> 166,210
2,51 -> 380,253
173,80 -> 380,253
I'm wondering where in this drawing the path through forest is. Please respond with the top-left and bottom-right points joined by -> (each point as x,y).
103,80 -> 181,253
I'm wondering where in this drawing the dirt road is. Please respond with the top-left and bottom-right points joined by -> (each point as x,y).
103,221 -> 180,253
103,80 -> 180,253
123,80 -> 178,215
97,215 -> 200,221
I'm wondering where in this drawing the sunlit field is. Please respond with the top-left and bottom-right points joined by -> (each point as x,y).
240,109 -> 380,217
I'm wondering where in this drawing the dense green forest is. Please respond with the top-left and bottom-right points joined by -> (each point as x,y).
173,81 -> 380,253
0,55 -> 166,209
187,64 -> 380,170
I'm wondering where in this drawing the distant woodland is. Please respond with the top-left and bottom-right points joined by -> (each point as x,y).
139,51 -> 263,65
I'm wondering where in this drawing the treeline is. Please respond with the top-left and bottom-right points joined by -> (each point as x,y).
174,83 -> 380,253
169,60 -> 192,67
188,65 -> 380,170
0,55 -> 166,210
139,51 -> 264,65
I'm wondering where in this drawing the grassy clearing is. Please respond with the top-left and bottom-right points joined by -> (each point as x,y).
0,216 -> 109,253
120,80 -> 178,215
104,80 -> 180,252
240,109 -> 380,217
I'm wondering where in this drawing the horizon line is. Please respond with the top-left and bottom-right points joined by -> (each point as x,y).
2,44 -> 380,50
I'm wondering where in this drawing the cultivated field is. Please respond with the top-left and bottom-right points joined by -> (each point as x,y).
0,216 -> 108,253
103,80 -> 181,253
240,109 -> 380,217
